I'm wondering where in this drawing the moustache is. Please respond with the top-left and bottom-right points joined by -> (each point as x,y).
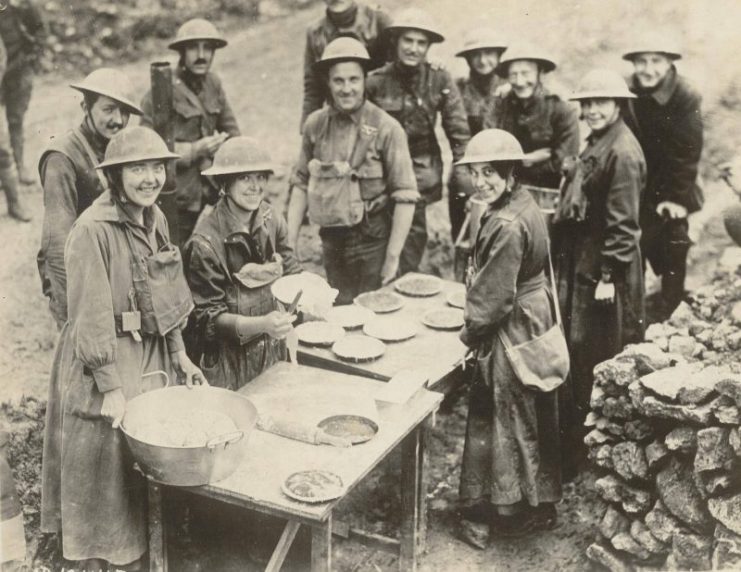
194,59 -> 208,65
106,122 -> 124,130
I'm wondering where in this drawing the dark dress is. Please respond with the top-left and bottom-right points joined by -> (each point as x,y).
553,118 -> 646,421
459,186 -> 562,511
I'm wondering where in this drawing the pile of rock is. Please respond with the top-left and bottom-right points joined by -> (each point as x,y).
584,265 -> 741,571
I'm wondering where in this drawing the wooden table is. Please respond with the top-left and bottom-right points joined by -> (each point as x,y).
298,273 -> 468,392
147,362 -> 443,571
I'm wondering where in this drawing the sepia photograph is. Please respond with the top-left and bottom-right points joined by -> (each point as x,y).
1,0 -> 740,570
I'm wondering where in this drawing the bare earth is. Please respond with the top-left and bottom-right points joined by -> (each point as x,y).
1,1 -> 739,570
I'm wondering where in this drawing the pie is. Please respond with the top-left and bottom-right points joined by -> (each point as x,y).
317,415 -> 378,445
271,272 -> 338,317
422,308 -> 465,331
325,304 -> 375,330
446,290 -> 466,309
394,275 -> 442,297
332,335 -> 385,362
295,321 -> 345,347
282,470 -> 344,504
354,291 -> 404,313
125,409 -> 238,448
363,316 -> 417,342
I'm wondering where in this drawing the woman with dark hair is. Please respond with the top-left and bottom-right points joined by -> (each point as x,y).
457,129 -> 562,546
185,136 -> 301,390
41,126 -> 206,571
553,69 -> 646,460
484,44 -> 579,190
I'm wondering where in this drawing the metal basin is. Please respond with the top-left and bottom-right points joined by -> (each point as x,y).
121,385 -> 258,486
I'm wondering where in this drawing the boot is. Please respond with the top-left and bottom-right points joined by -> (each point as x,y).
10,129 -> 35,185
0,166 -> 32,222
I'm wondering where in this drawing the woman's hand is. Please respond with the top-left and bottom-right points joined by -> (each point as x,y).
381,253 -> 400,286
656,201 -> 688,220
101,388 -> 126,428
594,280 -> 615,304
172,350 -> 208,388
262,311 -> 297,340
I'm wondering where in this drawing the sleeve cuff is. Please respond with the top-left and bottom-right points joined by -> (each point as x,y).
390,190 -> 421,203
92,363 -> 122,393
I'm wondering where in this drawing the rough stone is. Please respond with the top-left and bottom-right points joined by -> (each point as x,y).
708,494 -> 741,536
730,428 -> 741,456
591,385 -> 606,410
630,383 -> 717,425
664,426 -> 697,454
584,411 -> 599,427
699,472 -> 733,497
645,440 -> 670,472
585,429 -> 615,448
731,302 -> 741,325
638,363 -> 703,402
595,475 -> 653,515
671,532 -> 712,571
695,328 -> 714,347
712,523 -> 741,571
695,427 -> 734,473
718,246 -> 741,273
586,542 -> 633,572
728,330 -> 741,351
600,505 -> 631,539
711,323 -> 739,352
712,395 -> 741,424
689,319 -> 712,336
611,441 -> 649,482
644,500 -> 687,544
656,457 -> 714,533
589,444 -> 614,470
612,531 -> 651,560
603,395 -> 637,420
717,374 -> 741,407
618,343 -> 675,375
594,358 -> 639,389
669,302 -> 697,329
624,419 -> 655,442
630,520 -> 668,556
677,365 -> 732,405
645,322 -> 680,342
668,334 -> 702,359
596,416 -> 625,437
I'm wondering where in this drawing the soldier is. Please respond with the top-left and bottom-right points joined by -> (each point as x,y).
0,0 -> 47,184
0,32 -> 30,222
450,28 -> 508,239
301,0 -> 392,130
38,68 -> 142,327
623,32 -> 703,320
366,8 -> 471,274
485,44 -> 579,190
141,18 -> 240,247
287,37 -> 419,304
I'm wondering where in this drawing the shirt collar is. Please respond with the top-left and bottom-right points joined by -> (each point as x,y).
88,189 -> 157,231
328,100 -> 366,124
630,65 -> 678,106
213,197 -> 273,238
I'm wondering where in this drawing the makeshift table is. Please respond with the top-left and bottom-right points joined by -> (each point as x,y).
298,273 -> 468,392
147,362 -> 443,571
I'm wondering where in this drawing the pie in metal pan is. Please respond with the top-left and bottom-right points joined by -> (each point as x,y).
446,290 -> 466,309
317,415 -> 378,445
363,316 -> 417,342
325,304 -> 376,329
354,290 -> 404,313
294,321 -> 346,347
394,274 -> 442,297
281,469 -> 344,504
422,308 -> 465,331
332,335 -> 385,362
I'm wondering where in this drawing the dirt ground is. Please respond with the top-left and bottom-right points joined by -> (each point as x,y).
1,0 -> 740,570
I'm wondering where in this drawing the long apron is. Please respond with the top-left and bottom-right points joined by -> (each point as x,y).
459,276 -> 562,511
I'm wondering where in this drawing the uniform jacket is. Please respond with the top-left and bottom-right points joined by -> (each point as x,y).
38,121 -> 108,326
302,1 -> 391,127
141,67 -> 240,212
0,0 -> 46,70
367,61 -> 471,202
625,67 -> 704,214
457,72 -> 504,136
485,85 -> 579,189
41,191 -> 184,564
292,99 -> 419,217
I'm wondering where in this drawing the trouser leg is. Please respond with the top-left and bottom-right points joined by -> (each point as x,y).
3,65 -> 34,182
399,201 -> 428,275
321,230 -> 353,305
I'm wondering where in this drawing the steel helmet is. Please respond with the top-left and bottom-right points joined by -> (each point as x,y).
456,129 -> 525,165
385,8 -> 445,44
70,68 -> 143,115
314,37 -> 371,71
456,28 -> 507,58
202,136 -> 274,176
622,29 -> 682,61
496,44 -> 557,77
97,126 -> 179,170
168,18 -> 227,51
570,69 -> 636,100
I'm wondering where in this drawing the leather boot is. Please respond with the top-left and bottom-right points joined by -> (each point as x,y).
0,166 -> 32,222
10,131 -> 34,185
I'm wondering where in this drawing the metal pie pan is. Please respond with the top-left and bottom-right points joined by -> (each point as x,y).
281,469 -> 344,504
317,415 -> 379,445
394,275 -> 442,297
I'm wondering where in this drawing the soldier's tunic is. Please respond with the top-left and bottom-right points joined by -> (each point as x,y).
367,61 -> 470,273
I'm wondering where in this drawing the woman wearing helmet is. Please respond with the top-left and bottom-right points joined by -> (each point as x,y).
553,69 -> 646,468
484,44 -> 579,190
457,129 -> 562,545
41,126 -> 206,570
184,136 -> 302,390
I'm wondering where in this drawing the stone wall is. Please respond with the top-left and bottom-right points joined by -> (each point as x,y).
585,250 -> 741,571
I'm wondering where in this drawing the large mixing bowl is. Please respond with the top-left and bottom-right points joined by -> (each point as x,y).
121,385 -> 258,486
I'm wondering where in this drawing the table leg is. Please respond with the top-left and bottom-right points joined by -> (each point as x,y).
148,481 -> 167,572
266,520 -> 301,572
311,514 -> 332,572
400,417 -> 431,571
